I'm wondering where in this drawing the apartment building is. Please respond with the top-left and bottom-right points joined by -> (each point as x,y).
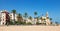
38,12 -> 51,25
0,10 -> 51,25
0,10 -> 10,25
9,13 -> 18,21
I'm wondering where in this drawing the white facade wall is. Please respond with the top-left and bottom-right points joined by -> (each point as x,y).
0,10 -> 51,25
0,10 -> 7,25
46,19 -> 51,25
1,13 -> 6,25
9,13 -> 18,21
23,18 -> 37,24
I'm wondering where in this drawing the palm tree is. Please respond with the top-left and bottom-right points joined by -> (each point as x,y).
34,12 -> 38,24
24,12 -> 28,23
24,12 -> 28,18
16,13 -> 23,25
34,12 -> 37,17
50,18 -> 52,24
36,17 -> 40,25
29,16 -> 32,21
18,13 -> 22,18
50,18 -> 52,21
55,22 -> 59,26
17,13 -> 22,21
12,9 -> 16,24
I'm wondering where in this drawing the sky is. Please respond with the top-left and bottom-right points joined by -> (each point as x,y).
0,0 -> 60,23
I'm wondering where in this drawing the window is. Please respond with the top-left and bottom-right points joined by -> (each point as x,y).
3,19 -> 4,21
3,22 -> 4,24
10,15 -> 12,16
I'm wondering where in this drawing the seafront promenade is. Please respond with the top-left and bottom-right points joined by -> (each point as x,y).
0,25 -> 60,31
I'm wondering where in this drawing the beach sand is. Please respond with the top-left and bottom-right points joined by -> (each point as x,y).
0,25 -> 60,31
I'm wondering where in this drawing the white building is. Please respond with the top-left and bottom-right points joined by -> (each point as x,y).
0,10 -> 18,25
9,13 -> 18,21
38,12 -> 51,25
23,17 -> 37,24
22,12 -> 51,25
0,10 -> 10,25
0,10 -> 51,25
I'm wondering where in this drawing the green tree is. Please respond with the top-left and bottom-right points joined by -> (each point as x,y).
50,18 -> 52,25
12,9 -> 16,24
50,18 -> 52,21
34,12 -> 38,24
55,22 -> 58,24
18,13 -> 22,17
29,16 -> 32,21
23,12 -> 28,23
34,12 -> 37,17
24,12 -> 28,18
27,22 -> 32,25
17,13 -> 22,21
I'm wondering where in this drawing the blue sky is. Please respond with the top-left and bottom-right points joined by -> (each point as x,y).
0,0 -> 60,23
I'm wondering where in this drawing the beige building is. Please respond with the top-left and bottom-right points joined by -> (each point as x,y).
23,12 -> 51,25
38,12 -> 51,25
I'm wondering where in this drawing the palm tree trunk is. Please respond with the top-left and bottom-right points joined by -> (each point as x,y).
13,13 -> 15,24
14,13 -> 15,21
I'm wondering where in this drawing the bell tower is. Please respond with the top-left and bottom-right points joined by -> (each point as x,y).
46,12 -> 49,17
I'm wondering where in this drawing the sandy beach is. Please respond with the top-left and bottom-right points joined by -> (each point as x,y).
0,25 -> 60,31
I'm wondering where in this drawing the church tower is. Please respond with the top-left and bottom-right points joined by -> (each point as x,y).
46,12 -> 49,17
46,12 -> 51,25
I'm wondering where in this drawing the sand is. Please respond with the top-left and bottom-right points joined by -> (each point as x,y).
0,25 -> 60,31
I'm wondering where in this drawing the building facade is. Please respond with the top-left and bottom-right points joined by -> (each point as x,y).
9,13 -> 18,21
0,10 -> 10,25
0,10 -> 51,25
38,12 -> 51,25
